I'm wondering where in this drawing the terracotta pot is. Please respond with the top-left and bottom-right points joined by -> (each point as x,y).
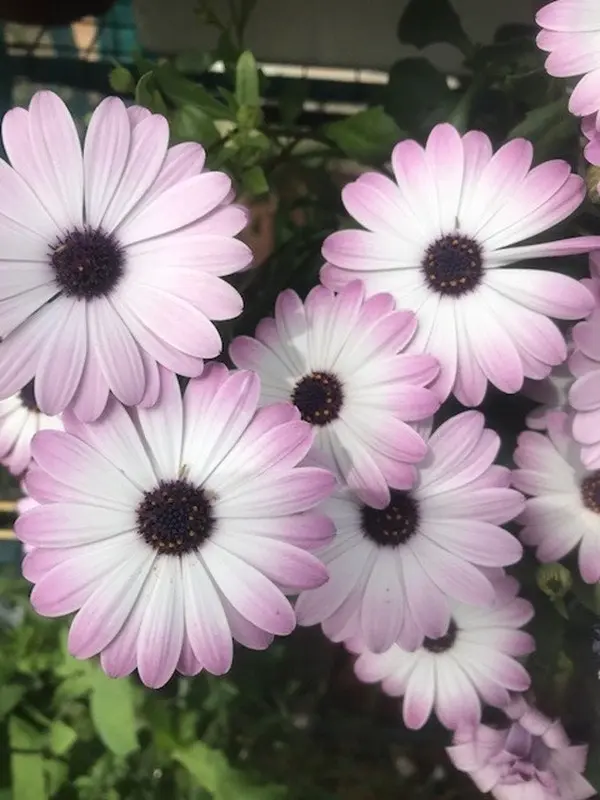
0,0 -> 116,25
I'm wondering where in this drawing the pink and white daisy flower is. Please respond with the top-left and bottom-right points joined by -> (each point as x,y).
0,382 -> 62,476
568,255 -> 600,467
230,282 -> 440,508
0,91 -> 252,422
349,573 -> 534,731
15,366 -> 335,688
295,411 -> 524,653
322,123 -> 597,405
447,696 -> 595,800
537,0 -> 600,123
513,410 -> 600,583
522,357 -> 573,431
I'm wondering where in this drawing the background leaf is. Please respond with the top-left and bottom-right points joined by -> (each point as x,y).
89,671 -> 138,757
322,108 -> 403,164
10,753 -> 46,800
171,105 -> 221,148
235,51 -> 260,108
385,58 -> 455,134
397,0 -> 473,55
48,721 -> 77,757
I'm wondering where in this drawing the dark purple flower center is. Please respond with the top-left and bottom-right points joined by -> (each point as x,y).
581,471 -> 600,514
50,226 -> 125,299
291,371 -> 344,426
136,479 -> 215,556
422,233 -> 483,296
360,490 -> 420,548
422,620 -> 458,653
19,381 -> 39,413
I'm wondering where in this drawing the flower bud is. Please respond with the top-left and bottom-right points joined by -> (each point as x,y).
537,563 -> 572,599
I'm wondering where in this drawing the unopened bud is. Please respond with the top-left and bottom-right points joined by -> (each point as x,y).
537,563 -> 572,599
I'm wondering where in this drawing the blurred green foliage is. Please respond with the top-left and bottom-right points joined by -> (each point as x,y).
2,0 -> 600,797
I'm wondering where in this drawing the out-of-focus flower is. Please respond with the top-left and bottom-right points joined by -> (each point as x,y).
447,696 -> 595,799
513,410 -> 600,583
0,91 -> 252,422
295,411 -> 524,653
568,254 -> 600,468
522,358 -> 573,431
230,282 -> 440,508
350,572 -> 533,731
537,0 -> 600,124
322,124 -> 597,405
0,382 -> 62,476
16,366 -> 335,688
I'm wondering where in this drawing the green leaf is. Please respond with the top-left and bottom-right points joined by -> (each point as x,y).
218,773 -> 288,800
8,715 -> 45,751
241,165 -> 269,197
444,85 -> 475,133
398,0 -> 473,56
134,73 -> 169,115
11,753 -> 46,800
109,66 -> 135,94
44,759 -> 69,796
385,58 -> 454,134
323,107 -> 403,164
572,578 -> 600,616
8,717 -> 46,800
235,51 -> 260,109
135,71 -> 155,107
171,106 -> 221,148
279,79 -> 308,126
236,104 -> 261,130
0,684 -> 24,719
89,671 -> 138,757
154,62 -> 234,120
49,721 -> 77,756
173,741 -> 288,799
173,741 -> 229,793
173,49 -> 214,75
508,98 -> 577,158
215,30 -> 239,66
509,99 -> 567,140
53,674 -> 91,705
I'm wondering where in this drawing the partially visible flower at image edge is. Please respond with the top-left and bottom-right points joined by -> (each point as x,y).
0,91 -> 252,422
536,0 -> 600,123
522,356 -> 572,431
0,381 -> 62,476
15,366 -> 336,688
230,281 -> 440,509
322,123 -> 598,405
568,253 -> 600,467
447,695 -> 595,799
512,410 -> 600,584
